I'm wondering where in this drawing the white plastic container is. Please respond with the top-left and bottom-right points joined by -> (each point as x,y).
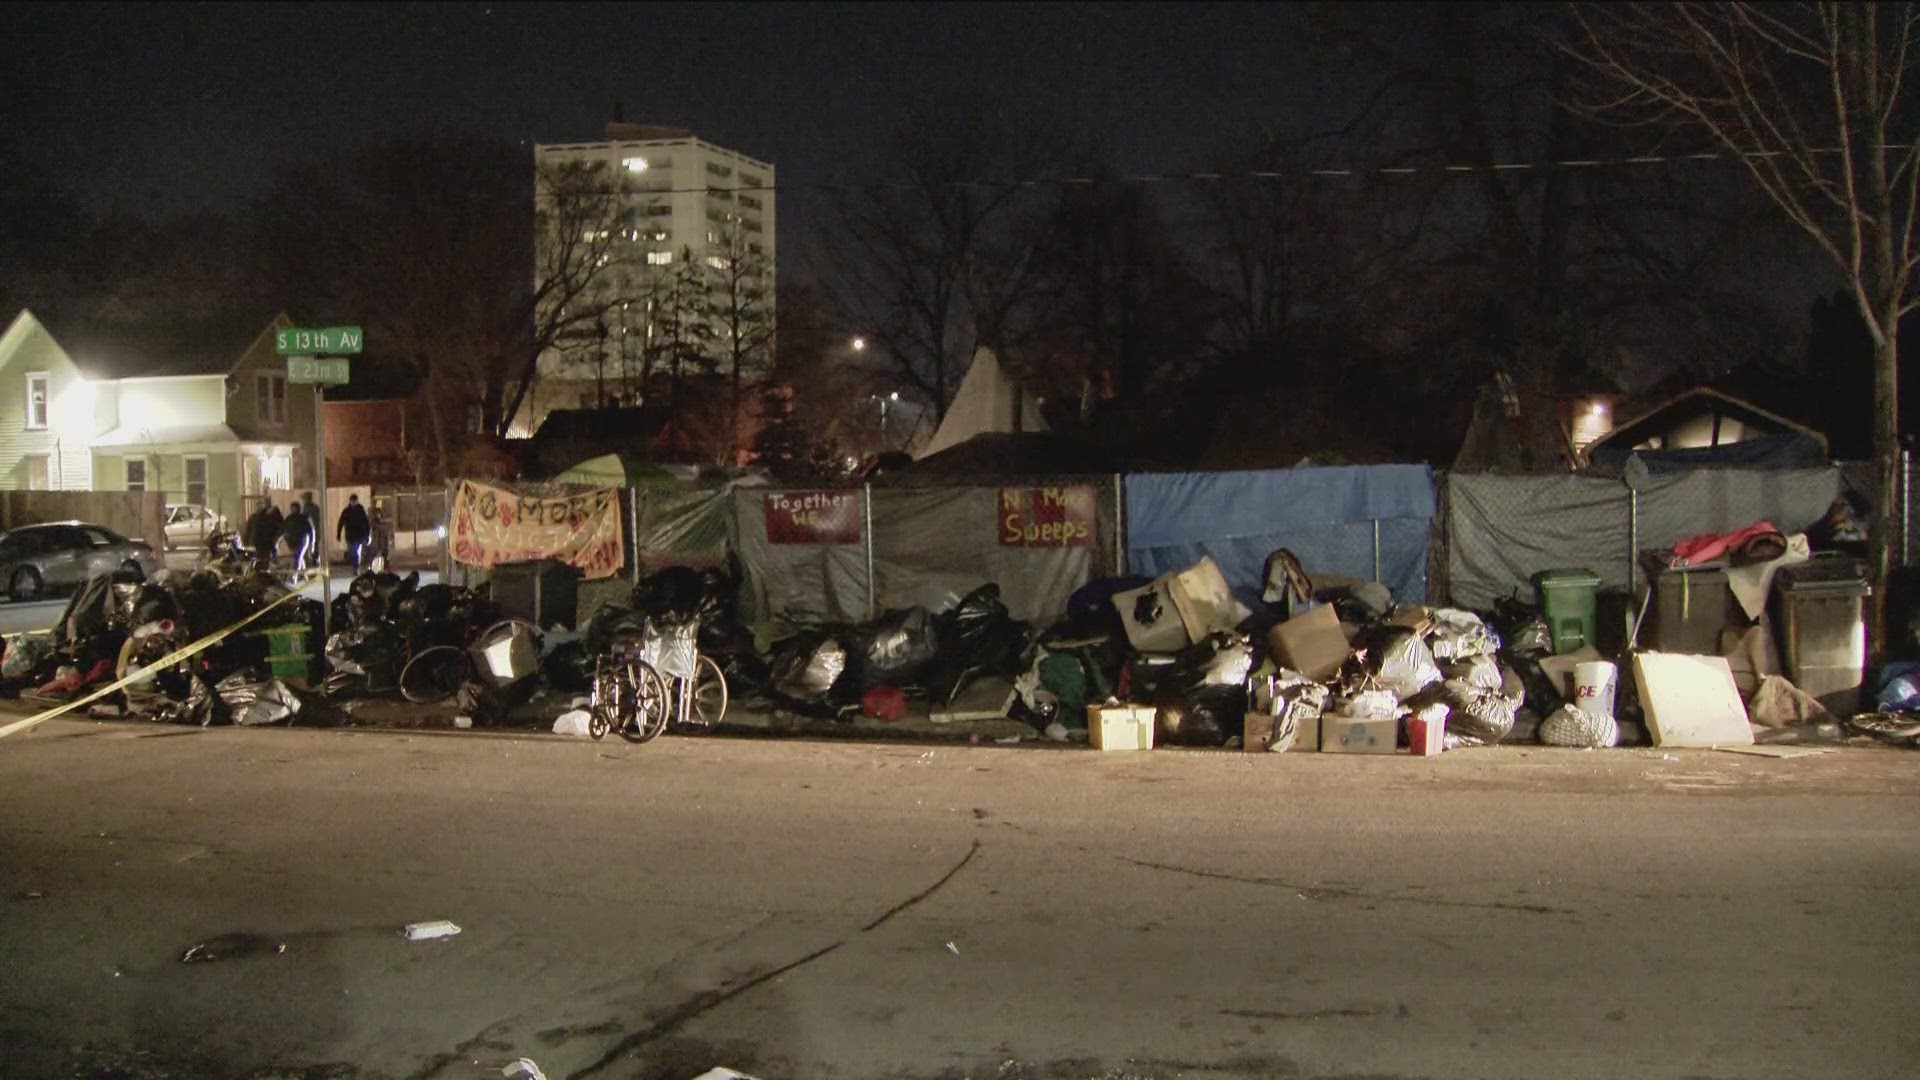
1573,660 -> 1618,718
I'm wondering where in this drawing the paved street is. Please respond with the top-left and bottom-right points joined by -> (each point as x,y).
1,721 -> 1916,1080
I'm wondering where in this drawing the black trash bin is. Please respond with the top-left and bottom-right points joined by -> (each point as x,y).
490,559 -> 582,630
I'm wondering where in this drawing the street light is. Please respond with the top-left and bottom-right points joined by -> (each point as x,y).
874,390 -> 901,447
851,336 -> 867,353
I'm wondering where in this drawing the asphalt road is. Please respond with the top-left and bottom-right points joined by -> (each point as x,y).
1,722 -> 1917,1080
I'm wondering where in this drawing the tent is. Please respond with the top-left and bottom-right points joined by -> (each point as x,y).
551,453 -> 700,488
914,347 -> 1048,459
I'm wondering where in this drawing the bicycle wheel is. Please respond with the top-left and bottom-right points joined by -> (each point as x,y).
689,653 -> 729,728
399,645 -> 474,704
620,662 -> 672,744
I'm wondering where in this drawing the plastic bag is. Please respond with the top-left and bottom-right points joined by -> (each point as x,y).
1157,684 -> 1244,746
1373,632 -> 1443,699
2,633 -> 54,682
1439,679 -> 1520,747
215,672 -> 302,727
1540,703 -> 1619,748
1427,608 -> 1501,661
1197,636 -> 1255,686
864,606 -> 938,686
1443,654 -> 1505,692
771,637 -> 845,702
1335,688 -> 1399,721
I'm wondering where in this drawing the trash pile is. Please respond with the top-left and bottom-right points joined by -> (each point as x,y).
0,560 -> 321,728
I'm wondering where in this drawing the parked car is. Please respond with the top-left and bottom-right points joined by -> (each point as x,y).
164,504 -> 228,550
0,521 -> 161,603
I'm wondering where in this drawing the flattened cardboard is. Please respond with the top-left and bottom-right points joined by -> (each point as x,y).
1633,652 -> 1754,747
1538,645 -> 1602,700
1268,604 -> 1348,683
1114,580 -> 1192,653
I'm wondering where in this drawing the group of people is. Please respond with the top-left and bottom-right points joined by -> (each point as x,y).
245,493 -> 393,573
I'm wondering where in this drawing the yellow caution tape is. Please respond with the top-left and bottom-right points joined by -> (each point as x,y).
0,571 -> 328,741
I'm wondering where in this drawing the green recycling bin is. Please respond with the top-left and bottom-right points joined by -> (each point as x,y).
1533,568 -> 1602,655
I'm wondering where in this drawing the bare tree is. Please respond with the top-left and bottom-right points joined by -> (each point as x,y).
260,136 -> 633,477
706,224 -> 776,462
827,113 -> 1063,420
1566,1 -> 1920,642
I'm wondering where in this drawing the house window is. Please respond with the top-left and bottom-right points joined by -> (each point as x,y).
25,372 -> 49,430
706,255 -> 733,271
740,172 -> 763,188
125,458 -> 147,492
647,250 -> 674,266
256,373 -> 288,423
26,454 -> 50,491
184,456 -> 208,506
622,156 -> 649,173
706,162 -> 732,178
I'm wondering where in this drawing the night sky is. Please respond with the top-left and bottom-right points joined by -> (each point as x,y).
6,1 -> 1335,273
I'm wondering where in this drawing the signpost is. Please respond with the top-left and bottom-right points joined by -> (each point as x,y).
275,326 -> 358,645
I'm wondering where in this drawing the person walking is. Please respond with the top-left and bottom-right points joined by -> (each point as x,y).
280,500 -> 314,573
336,494 -> 371,572
250,502 -> 283,570
369,503 -> 395,571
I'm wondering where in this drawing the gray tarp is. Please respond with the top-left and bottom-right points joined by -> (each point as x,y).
733,485 -> 1094,628
1446,468 -> 1839,610
872,487 -> 1090,623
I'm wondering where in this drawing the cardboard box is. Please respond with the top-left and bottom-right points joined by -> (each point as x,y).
1289,708 -> 1322,752
1268,604 -> 1349,682
1089,704 -> 1156,751
1165,557 -> 1249,642
1321,716 -> 1397,754
1113,580 -> 1193,653
1408,712 -> 1446,755
1244,712 -> 1277,753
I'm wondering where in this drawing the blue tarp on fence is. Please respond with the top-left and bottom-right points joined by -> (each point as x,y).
1125,466 -> 1437,604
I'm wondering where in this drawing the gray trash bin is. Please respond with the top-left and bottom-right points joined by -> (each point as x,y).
1773,558 -> 1870,717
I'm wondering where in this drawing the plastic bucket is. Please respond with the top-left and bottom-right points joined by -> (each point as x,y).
1573,660 -> 1618,718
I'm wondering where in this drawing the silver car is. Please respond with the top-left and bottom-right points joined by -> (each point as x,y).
0,521 -> 162,603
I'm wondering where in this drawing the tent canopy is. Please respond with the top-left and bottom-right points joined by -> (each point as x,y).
914,347 -> 1049,459
550,453 -> 699,488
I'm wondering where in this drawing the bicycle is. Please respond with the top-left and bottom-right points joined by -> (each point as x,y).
398,617 -> 540,704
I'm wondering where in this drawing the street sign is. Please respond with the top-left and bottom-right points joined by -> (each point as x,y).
275,325 -> 363,356
287,356 -> 351,384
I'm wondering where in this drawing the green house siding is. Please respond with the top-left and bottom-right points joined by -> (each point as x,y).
0,312 -> 97,490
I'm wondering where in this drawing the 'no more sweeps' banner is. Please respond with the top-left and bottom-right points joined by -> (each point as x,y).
450,481 -> 626,579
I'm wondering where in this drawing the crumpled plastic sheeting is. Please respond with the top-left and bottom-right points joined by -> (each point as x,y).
1427,608 -> 1501,661
155,675 -> 218,727
1539,702 -> 1619,748
1439,678 -> 1521,747
1373,632 -> 1443,699
1444,654 -> 1505,692
772,637 -> 844,702
1334,688 -> 1400,721
215,672 -> 303,727
2,633 -> 53,681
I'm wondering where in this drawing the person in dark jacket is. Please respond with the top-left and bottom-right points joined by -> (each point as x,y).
250,503 -> 284,569
336,494 -> 371,571
281,501 -> 314,572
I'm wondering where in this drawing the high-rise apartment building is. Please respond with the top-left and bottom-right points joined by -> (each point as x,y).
521,121 -> 775,436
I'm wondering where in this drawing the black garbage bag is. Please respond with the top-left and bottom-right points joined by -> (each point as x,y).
1504,651 -> 1566,715
858,606 -> 939,689
215,671 -> 302,726
540,640 -> 596,692
1066,576 -> 1152,637
633,566 -> 709,622
769,634 -> 847,704
1491,592 -> 1553,657
155,674 -> 224,727
453,674 -> 539,723
924,585 -> 1031,703
1155,684 -> 1246,747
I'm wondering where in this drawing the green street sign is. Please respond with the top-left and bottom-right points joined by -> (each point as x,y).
275,325 -> 363,356
287,356 -> 351,385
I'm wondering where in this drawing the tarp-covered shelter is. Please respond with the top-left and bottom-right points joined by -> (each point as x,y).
1584,388 -> 1829,476
1126,466 -> 1437,605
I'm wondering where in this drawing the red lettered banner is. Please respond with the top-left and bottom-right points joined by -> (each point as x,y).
999,486 -> 1096,548
449,480 -> 626,579
764,490 -> 862,545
